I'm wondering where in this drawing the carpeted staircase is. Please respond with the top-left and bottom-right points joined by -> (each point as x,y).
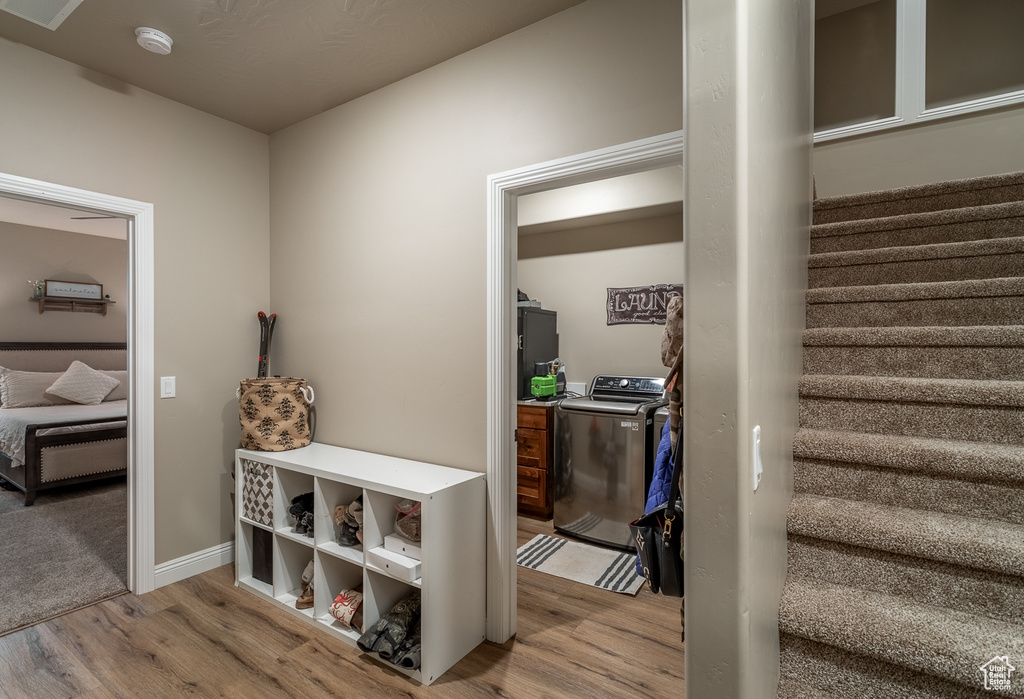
777,172 -> 1024,698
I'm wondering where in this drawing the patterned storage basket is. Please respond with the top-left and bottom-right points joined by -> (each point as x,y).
238,377 -> 315,452
241,459 -> 273,527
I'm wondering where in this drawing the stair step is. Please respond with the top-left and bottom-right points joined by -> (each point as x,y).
813,170 -> 1024,225
799,375 -> 1024,408
811,200 -> 1024,254
804,325 -> 1024,348
789,172 -> 1024,698
787,494 -> 1024,577
799,377 -> 1024,444
793,429 -> 1024,484
788,535 -> 1024,626
776,675 -> 836,699
808,236 -> 1024,288
806,278 -> 1024,328
779,634 -> 995,699
803,326 -> 1024,380
779,576 -> 1024,696
795,458 -> 1024,526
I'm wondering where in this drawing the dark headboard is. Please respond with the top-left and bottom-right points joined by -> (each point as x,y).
0,342 -> 128,372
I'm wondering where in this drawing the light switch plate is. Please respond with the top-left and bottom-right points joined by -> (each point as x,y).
752,425 -> 763,491
160,376 -> 175,398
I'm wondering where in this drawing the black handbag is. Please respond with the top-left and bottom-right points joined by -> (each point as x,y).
629,422 -> 684,596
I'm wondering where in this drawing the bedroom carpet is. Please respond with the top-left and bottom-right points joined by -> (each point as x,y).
0,478 -> 127,637
778,171 -> 1024,697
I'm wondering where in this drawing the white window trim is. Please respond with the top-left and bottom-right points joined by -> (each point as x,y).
814,0 -> 1024,143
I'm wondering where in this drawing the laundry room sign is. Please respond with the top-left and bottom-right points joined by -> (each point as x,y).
606,284 -> 684,325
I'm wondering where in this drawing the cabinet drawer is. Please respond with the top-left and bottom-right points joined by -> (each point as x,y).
517,465 -> 548,513
517,404 -> 552,431
516,427 -> 546,469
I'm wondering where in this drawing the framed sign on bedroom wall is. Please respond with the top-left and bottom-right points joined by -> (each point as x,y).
44,279 -> 103,300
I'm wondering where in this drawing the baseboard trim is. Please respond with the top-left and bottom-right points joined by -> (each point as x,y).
154,541 -> 234,588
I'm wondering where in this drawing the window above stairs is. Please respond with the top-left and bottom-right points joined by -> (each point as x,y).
815,0 -> 1024,142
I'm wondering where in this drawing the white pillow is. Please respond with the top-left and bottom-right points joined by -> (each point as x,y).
103,370 -> 129,402
45,361 -> 120,406
2,369 -> 76,408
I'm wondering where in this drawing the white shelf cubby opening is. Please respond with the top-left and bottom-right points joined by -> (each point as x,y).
363,489 -> 418,552
314,478 -> 364,564
236,521 -> 273,598
274,468 -> 315,540
274,536 -> 316,618
364,568 -> 419,630
315,552 -> 365,642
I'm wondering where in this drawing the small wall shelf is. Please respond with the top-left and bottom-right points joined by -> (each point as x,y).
31,297 -> 115,316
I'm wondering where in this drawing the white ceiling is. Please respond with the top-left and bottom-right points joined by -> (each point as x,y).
0,0 -> 585,135
518,166 -> 684,236
0,196 -> 128,238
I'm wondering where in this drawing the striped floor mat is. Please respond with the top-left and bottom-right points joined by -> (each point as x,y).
516,534 -> 644,595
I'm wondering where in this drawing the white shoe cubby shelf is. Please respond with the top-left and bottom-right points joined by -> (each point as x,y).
235,443 -> 486,685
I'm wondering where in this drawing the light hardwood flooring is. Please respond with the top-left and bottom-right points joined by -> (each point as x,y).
0,517 -> 685,698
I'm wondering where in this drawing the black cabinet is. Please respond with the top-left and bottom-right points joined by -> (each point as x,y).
517,307 -> 558,400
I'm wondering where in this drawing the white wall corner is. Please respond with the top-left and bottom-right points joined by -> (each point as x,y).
154,541 -> 234,589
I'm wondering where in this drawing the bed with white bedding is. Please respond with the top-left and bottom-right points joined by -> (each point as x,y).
0,343 -> 128,505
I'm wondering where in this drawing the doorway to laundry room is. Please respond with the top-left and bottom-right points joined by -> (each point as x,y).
489,133 -> 686,695
515,165 -> 684,550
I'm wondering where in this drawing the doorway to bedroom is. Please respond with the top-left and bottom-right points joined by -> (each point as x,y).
0,196 -> 130,634
0,173 -> 155,634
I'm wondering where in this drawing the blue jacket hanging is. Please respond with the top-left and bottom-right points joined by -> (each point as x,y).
636,418 -> 674,575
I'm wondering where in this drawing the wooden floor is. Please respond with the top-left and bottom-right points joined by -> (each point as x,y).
0,517 -> 685,698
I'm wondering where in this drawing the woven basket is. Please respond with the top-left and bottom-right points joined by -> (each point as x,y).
238,377 -> 314,451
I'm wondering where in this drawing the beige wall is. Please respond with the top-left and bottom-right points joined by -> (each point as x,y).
925,0 -> 1024,109
0,38 -> 270,565
814,0 -> 896,131
0,222 -> 128,342
813,104 -> 1024,196
684,1 -> 812,696
268,0 -> 682,470
516,214 -> 684,384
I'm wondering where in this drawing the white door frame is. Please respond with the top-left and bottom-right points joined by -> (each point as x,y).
485,130 -> 684,641
0,172 -> 155,594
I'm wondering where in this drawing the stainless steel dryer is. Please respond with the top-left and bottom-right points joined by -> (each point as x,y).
553,375 -> 667,550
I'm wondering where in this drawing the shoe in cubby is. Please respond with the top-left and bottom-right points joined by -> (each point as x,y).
314,478 -> 363,564
363,491 -> 421,583
275,537 -> 315,617
359,573 -> 422,676
275,469 -> 315,543
316,553 -> 364,641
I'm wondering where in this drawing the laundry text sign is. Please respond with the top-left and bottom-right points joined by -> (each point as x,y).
606,284 -> 684,325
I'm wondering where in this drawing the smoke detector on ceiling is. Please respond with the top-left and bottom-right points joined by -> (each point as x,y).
0,0 -> 84,30
135,27 -> 173,55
